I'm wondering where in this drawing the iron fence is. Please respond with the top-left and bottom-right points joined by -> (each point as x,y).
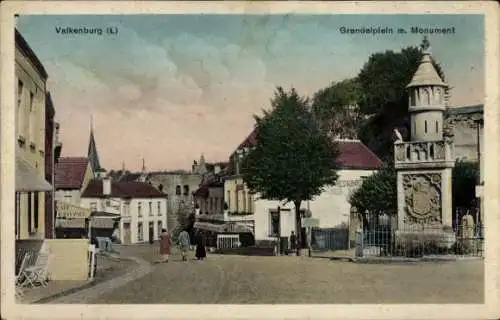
360,224 -> 484,258
311,227 -> 349,251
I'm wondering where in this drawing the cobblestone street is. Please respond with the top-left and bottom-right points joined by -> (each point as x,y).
77,245 -> 484,304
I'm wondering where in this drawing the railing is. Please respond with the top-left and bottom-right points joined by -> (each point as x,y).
394,140 -> 453,164
359,224 -> 484,258
311,227 -> 350,251
216,234 -> 240,249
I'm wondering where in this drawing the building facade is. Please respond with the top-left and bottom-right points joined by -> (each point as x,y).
54,157 -> 94,206
193,125 -> 383,245
81,178 -> 168,244
15,29 -> 53,240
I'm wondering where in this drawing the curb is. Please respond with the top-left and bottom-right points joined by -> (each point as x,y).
32,253 -> 135,304
32,279 -> 97,304
353,255 -> 484,264
46,255 -> 153,304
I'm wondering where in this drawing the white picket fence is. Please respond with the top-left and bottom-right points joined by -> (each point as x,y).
216,234 -> 240,249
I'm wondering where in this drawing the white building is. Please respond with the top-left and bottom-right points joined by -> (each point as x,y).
81,177 -> 168,244
194,124 -> 383,246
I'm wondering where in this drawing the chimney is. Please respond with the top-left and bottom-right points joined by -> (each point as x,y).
103,177 -> 111,196
214,164 -> 221,175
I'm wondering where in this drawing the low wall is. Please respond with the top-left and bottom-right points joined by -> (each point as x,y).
46,239 -> 90,281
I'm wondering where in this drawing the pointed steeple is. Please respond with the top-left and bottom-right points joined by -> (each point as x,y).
88,115 -> 103,175
407,37 -> 447,88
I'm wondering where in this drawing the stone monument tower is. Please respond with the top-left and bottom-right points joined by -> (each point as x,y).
394,40 -> 455,233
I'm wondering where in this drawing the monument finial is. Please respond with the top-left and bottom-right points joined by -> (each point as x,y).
420,36 -> 431,53
90,114 -> 94,132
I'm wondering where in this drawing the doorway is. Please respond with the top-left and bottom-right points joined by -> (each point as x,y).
149,221 -> 154,244
123,223 -> 131,244
157,221 -> 162,240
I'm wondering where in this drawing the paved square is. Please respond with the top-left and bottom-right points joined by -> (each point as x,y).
82,246 -> 483,304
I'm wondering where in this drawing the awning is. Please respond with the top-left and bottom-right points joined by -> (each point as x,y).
225,223 -> 254,234
91,217 -> 116,229
193,221 -> 225,233
56,201 -> 92,219
55,218 -> 86,229
16,156 -> 52,192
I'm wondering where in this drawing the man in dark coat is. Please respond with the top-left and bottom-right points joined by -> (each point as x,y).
195,231 -> 207,260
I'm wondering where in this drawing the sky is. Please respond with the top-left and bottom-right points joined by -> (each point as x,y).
17,14 -> 484,172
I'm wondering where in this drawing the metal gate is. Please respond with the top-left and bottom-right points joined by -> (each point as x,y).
217,234 -> 240,249
311,227 -> 349,251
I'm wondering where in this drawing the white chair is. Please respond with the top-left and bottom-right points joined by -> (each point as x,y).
23,250 -> 53,287
15,252 -> 32,298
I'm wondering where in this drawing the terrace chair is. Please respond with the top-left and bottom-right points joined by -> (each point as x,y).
15,252 -> 32,298
23,250 -> 53,287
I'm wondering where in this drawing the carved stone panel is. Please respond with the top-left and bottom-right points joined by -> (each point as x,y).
402,173 -> 442,225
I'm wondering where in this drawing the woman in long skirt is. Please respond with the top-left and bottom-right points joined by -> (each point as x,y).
195,231 -> 207,260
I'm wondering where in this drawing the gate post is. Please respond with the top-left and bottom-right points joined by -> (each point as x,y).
355,228 -> 364,258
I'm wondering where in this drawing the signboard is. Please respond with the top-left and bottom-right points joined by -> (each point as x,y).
56,201 -> 92,219
302,218 -> 319,228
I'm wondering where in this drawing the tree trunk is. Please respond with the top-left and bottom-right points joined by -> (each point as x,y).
294,200 -> 302,255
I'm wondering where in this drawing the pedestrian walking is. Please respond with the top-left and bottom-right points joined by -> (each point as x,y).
195,231 -> 207,260
178,229 -> 191,261
289,231 -> 297,256
156,229 -> 172,263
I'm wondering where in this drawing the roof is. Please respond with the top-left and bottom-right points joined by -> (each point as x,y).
407,51 -> 447,88
335,140 -> 384,170
55,157 -> 89,189
227,127 -> 383,174
81,179 -> 166,198
15,29 -> 48,80
448,104 -> 483,115
235,126 -> 258,153
88,129 -> 103,172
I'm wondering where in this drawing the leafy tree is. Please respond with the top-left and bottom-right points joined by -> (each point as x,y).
356,45 -> 447,162
349,166 -> 397,229
311,78 -> 363,139
242,87 -> 340,254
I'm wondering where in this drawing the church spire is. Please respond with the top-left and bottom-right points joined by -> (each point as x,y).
88,115 -> 103,176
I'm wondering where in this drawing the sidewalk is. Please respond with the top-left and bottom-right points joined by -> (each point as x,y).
310,249 -> 356,261
20,253 -> 137,304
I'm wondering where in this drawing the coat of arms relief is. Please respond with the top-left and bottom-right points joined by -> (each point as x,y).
403,173 -> 442,225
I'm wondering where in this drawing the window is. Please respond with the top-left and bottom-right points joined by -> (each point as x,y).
210,198 -> 213,212
227,191 -> 231,211
28,92 -> 35,142
247,194 -> 252,213
158,184 -> 164,193
242,191 -> 247,212
137,222 -> 143,242
90,202 -> 97,212
149,201 -> 153,216
34,192 -> 39,230
269,211 -> 280,236
157,221 -> 162,239
138,202 -> 142,217
435,121 -> 439,133
17,80 -> 23,107
424,120 -> 428,134
123,202 -> 130,216
157,201 -> 161,215
27,193 -> 32,234
183,185 -> 189,196
176,185 -> 181,195
235,190 -> 239,212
